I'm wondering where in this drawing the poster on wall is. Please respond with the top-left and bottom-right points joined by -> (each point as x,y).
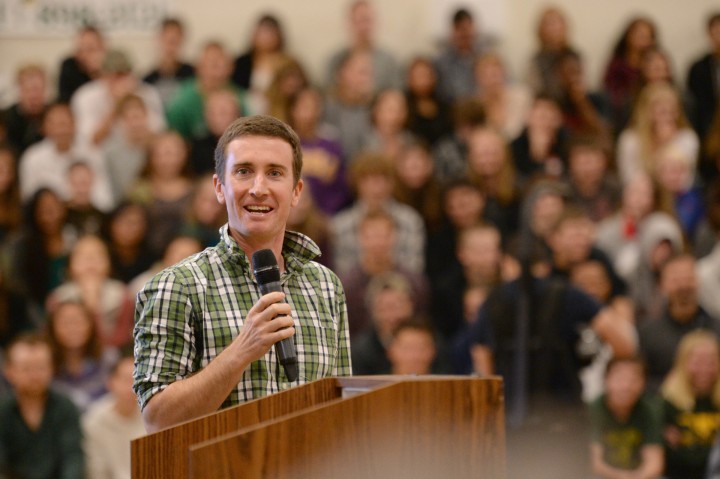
0,0 -> 173,36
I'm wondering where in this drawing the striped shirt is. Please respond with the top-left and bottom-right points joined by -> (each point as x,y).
133,224 -> 352,411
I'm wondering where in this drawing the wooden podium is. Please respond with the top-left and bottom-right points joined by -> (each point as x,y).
131,376 -> 506,479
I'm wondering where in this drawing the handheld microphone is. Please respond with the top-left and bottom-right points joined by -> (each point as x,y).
251,249 -> 299,382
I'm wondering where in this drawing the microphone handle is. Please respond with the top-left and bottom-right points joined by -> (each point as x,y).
257,280 -> 299,381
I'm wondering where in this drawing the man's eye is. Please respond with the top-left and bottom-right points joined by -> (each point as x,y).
236,168 -> 250,175
268,170 -> 282,177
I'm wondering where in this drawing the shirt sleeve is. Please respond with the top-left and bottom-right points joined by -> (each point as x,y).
332,274 -> 353,377
133,268 -> 197,411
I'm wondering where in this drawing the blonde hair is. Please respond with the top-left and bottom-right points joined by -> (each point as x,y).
661,330 -> 720,411
630,82 -> 690,175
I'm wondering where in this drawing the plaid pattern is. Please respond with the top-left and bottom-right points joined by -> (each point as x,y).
133,224 -> 352,411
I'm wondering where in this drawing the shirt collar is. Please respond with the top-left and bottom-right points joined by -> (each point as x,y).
218,224 -> 321,275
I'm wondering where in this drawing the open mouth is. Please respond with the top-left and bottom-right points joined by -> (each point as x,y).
245,205 -> 273,215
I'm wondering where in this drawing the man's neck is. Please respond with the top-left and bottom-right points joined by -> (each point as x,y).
229,227 -> 286,272
16,392 -> 48,430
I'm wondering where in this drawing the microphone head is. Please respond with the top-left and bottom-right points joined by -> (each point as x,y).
252,249 -> 280,284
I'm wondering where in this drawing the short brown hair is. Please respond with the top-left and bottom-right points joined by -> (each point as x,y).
347,151 -> 394,193
214,115 -> 303,185
4,332 -> 51,364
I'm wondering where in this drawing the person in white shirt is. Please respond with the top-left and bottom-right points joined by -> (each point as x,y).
71,49 -> 165,149
19,102 -> 114,211
82,350 -> 146,479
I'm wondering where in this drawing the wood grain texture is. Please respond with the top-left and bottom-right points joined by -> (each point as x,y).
188,377 -> 506,479
132,376 -> 506,479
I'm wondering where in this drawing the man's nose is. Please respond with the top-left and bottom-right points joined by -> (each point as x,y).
249,174 -> 268,196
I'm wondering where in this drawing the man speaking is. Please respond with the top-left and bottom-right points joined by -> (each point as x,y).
133,116 -> 352,432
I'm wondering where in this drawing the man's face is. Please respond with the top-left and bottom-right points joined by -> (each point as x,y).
550,218 -> 594,264
214,135 -> 302,245
4,343 -> 54,397
661,258 -> 698,309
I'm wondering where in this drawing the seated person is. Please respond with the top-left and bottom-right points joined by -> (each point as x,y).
387,321 -> 438,375
589,357 -> 664,478
0,333 -> 84,479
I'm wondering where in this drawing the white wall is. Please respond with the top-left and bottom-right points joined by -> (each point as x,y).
0,0 -> 717,105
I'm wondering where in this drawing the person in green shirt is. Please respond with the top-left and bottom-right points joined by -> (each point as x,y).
589,356 -> 664,478
134,115 -> 352,433
166,41 -> 247,141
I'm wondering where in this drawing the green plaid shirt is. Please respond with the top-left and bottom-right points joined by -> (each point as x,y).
133,224 -> 352,411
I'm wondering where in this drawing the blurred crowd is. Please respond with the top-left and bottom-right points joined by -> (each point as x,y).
1,1 -> 720,478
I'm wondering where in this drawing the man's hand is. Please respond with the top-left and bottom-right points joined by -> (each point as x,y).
232,291 -> 295,363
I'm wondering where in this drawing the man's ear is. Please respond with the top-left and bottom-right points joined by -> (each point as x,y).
213,174 -> 226,205
290,178 -> 304,208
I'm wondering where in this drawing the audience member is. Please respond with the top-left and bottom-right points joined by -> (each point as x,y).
595,172 -> 675,284
143,17 -> 196,109
392,140 -> 443,233
167,41 -> 247,141
631,212 -> 685,320
638,254 -> 720,391
3,188 -> 73,324
330,151 -> 425,277
430,98 -> 485,183
341,210 -> 429,337
19,102 -> 114,211
64,161 -> 107,237
510,94 -> 568,186
603,16 -> 659,130
82,349 -> 146,479
686,12 -> 720,141
466,126 -> 520,237
363,88 -> 415,161
265,57 -> 309,122
387,321 -> 438,375
128,131 -> 194,258
571,259 -> 635,403
551,50 -> 612,139
404,56 -> 452,147
589,357 -> 664,479
3,64 -> 48,156
616,82 -> 699,185
231,13 -> 294,115
287,87 -> 351,215
188,88 -> 241,176
567,136 -> 621,222
104,202 -> 155,283
351,272 -> 417,375
546,206 -> 625,298
179,173 -> 227,248
434,8 -> 490,102
102,93 -> 154,205
661,330 -> 720,479
655,144 -> 705,239
71,49 -> 166,148
425,178 -> 486,278
325,0 -> 401,94
47,235 -> 134,349
46,299 -> 109,413
57,25 -> 106,103
432,223 -> 504,341
0,333 -> 84,479
526,6 -> 579,97
323,50 -> 375,162
473,52 -> 532,140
